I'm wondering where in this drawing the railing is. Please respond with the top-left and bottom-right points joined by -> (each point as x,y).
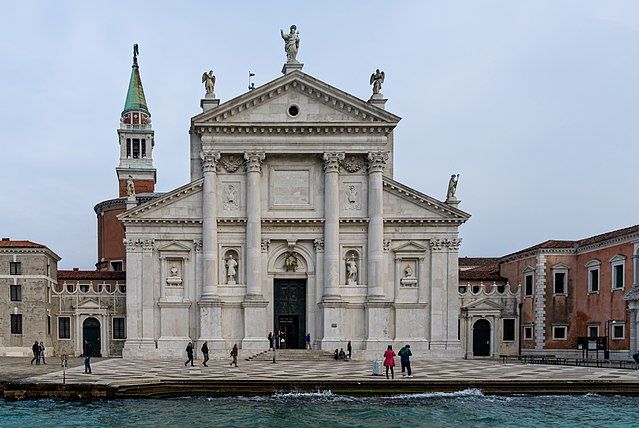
500,354 -> 639,369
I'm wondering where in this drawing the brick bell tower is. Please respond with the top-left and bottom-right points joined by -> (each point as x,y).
116,44 -> 156,197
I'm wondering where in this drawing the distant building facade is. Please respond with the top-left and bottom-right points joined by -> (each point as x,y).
0,239 -> 59,357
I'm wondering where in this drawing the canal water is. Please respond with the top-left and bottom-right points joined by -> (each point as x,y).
1,389 -> 637,427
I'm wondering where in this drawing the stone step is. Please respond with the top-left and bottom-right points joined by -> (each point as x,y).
246,349 -> 335,361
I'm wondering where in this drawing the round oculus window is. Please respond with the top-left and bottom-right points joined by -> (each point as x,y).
287,105 -> 300,117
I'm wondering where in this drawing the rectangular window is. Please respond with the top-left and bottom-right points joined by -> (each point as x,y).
10,284 -> 21,301
525,274 -> 533,296
113,318 -> 126,340
132,138 -> 140,158
613,264 -> 624,290
111,261 -> 123,272
523,326 -> 533,340
612,324 -> 625,340
589,269 -> 600,293
553,272 -> 566,294
588,325 -> 599,338
553,325 -> 567,340
126,138 -> 131,158
10,314 -> 22,334
503,319 -> 515,341
47,315 -> 51,335
9,262 -> 22,275
58,317 -> 71,339
141,139 -> 146,158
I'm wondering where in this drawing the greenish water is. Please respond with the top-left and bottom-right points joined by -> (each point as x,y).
1,389 -> 637,427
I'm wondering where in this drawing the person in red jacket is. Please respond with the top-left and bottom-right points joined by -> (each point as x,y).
383,345 -> 396,379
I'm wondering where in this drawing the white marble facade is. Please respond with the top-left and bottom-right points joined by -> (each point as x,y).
120,68 -> 470,359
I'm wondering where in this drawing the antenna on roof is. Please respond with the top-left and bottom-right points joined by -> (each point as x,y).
248,71 -> 256,91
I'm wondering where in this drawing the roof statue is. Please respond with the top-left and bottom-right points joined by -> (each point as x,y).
280,25 -> 300,63
202,70 -> 216,97
133,43 -> 139,64
370,69 -> 385,95
126,175 -> 136,198
446,174 -> 459,201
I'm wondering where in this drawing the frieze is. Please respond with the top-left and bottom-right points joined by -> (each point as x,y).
341,155 -> 366,173
429,238 -> 462,252
194,240 -> 203,252
219,154 -> 244,173
124,238 -> 155,252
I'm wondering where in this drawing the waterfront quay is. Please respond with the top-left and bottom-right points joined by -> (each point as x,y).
2,356 -> 639,400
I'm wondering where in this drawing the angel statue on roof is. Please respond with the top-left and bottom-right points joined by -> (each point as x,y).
202,70 -> 216,97
370,69 -> 385,95
280,25 -> 300,63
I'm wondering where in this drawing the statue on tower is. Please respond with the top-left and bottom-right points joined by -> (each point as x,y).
370,69 -> 385,95
126,175 -> 136,198
133,44 -> 139,65
280,25 -> 300,63
201,70 -> 216,97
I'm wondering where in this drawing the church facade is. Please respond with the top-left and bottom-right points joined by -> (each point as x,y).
119,37 -> 470,359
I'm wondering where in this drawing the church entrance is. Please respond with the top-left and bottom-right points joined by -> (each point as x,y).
274,279 -> 306,349
473,319 -> 491,357
83,317 -> 102,357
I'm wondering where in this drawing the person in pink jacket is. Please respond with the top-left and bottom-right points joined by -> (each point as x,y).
383,345 -> 396,379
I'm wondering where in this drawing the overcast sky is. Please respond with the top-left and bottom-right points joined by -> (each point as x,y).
1,1 -> 638,269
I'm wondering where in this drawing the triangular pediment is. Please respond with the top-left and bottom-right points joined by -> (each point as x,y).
74,298 -> 102,310
462,298 -> 504,311
119,179 -> 203,222
383,177 -> 471,222
192,71 -> 401,127
393,241 -> 428,252
157,241 -> 192,252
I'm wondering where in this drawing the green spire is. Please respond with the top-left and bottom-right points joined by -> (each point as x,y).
122,44 -> 149,116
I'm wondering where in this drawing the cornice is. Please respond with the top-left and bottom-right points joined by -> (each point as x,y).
193,123 -> 395,136
382,178 -> 471,220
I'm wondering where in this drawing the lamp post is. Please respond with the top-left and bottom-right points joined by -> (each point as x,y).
605,320 -> 617,360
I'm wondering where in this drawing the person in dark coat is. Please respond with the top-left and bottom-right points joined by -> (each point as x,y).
268,332 -> 274,350
347,340 -> 353,360
230,344 -> 239,367
398,344 -> 413,378
38,342 -> 46,364
30,341 -> 39,365
185,342 -> 194,366
83,340 -> 92,374
201,341 -> 209,367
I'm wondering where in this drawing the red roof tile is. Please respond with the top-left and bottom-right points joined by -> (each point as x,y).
459,257 -> 500,267
577,225 -> 639,247
459,262 -> 507,282
0,239 -> 46,248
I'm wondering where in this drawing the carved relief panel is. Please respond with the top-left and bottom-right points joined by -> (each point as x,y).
340,177 -> 367,217
218,179 -> 245,217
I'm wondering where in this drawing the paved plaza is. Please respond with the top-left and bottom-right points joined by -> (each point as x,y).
25,357 -> 639,387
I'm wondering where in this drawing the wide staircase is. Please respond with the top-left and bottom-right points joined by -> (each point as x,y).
246,349 -> 335,362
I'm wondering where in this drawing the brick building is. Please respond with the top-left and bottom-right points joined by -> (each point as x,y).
0,239 -> 60,356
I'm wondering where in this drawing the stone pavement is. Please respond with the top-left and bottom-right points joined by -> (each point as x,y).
0,357 -> 87,382
28,357 -> 639,387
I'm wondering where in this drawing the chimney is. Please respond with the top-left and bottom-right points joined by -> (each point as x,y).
73,267 -> 79,271
2,238 -> 9,241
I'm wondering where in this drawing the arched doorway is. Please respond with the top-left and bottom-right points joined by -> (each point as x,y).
473,319 -> 491,357
83,317 -> 102,357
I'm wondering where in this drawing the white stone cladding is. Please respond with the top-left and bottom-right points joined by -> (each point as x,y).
534,254 -> 547,350
119,70 -> 470,359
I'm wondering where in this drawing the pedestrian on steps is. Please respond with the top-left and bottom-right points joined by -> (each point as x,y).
184,342 -> 194,367
383,345 -> 396,379
30,341 -> 39,365
230,344 -> 239,367
268,332 -> 274,350
38,342 -> 46,365
398,344 -> 412,378
305,333 -> 311,350
201,341 -> 209,367
347,340 -> 353,360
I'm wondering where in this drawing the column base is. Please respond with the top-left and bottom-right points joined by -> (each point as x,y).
122,338 -> 156,359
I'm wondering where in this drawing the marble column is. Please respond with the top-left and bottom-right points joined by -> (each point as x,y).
322,152 -> 344,300
242,152 -> 268,350
366,151 -> 388,300
198,149 -> 224,349
244,152 -> 265,298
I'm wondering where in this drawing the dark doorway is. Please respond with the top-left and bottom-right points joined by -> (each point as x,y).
473,319 -> 491,357
83,317 -> 102,357
274,279 -> 306,349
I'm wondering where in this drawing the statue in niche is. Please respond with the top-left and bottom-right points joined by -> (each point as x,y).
446,174 -> 459,201
224,185 -> 239,211
126,175 -> 136,197
284,253 -> 298,272
169,264 -> 179,277
370,69 -> 385,95
201,70 -> 216,97
401,263 -> 418,287
346,254 -> 358,286
280,25 -> 300,63
345,185 -> 359,210
226,254 -> 238,285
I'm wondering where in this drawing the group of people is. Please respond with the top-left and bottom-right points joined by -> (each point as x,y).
268,331 -> 308,350
383,344 -> 412,379
333,341 -> 353,361
29,341 -> 46,365
185,341 -> 239,368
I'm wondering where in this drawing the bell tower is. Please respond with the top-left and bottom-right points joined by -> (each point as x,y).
116,44 -> 156,197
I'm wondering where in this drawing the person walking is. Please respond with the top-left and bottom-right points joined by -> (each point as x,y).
83,340 -> 93,374
268,332 -> 274,350
184,342 -> 194,367
305,333 -> 311,350
398,344 -> 412,378
38,342 -> 46,365
383,345 -> 396,379
201,341 -> 209,367
30,341 -> 39,365
230,344 -> 239,367
347,340 -> 353,360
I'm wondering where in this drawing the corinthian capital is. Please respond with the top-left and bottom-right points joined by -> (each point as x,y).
367,151 -> 389,173
322,152 -> 345,173
200,150 -> 221,173
244,152 -> 266,173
